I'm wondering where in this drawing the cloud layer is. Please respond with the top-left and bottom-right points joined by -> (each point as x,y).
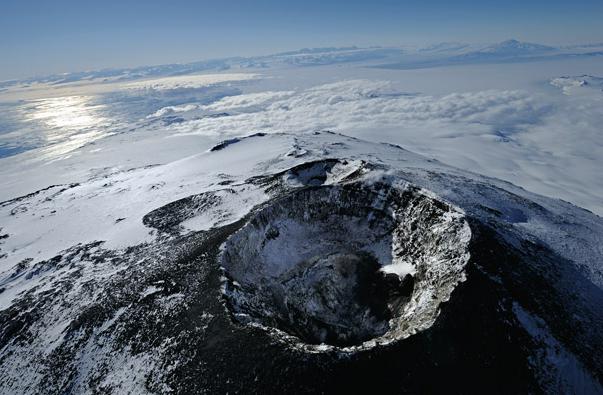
149,79 -> 602,214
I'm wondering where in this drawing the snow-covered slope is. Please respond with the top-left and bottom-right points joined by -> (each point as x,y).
0,131 -> 601,393
3,67 -> 603,215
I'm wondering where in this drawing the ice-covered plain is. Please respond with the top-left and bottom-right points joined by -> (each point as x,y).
0,42 -> 602,393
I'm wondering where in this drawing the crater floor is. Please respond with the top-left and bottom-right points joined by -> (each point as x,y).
221,182 -> 470,350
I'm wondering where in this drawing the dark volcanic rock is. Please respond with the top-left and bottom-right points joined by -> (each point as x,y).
220,182 -> 470,352
0,156 -> 601,394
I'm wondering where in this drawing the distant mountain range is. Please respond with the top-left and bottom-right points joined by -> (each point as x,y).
378,39 -> 603,70
2,40 -> 603,90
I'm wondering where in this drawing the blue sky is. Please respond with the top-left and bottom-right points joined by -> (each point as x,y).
1,0 -> 602,80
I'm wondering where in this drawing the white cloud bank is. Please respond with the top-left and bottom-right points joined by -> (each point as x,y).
122,73 -> 258,91
150,79 -> 602,214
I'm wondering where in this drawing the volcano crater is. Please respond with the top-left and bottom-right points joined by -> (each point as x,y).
220,182 -> 471,351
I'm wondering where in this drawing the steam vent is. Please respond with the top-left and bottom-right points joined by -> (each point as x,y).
220,182 -> 471,351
